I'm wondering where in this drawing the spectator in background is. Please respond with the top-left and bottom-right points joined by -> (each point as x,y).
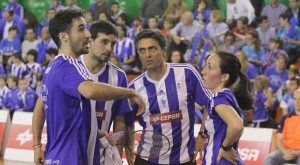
169,11 -> 202,55
261,0 -> 287,28
217,31 -> 245,53
232,16 -> 254,38
252,75 -> 277,128
161,18 -> 175,53
36,26 -> 57,64
162,0 -> 189,22
65,0 -> 80,10
1,0 -> 24,19
264,37 -> 286,68
23,12 -> 42,37
40,8 -> 56,27
0,9 -> 25,40
193,0 -> 211,24
168,49 -> 186,63
25,49 -> 41,89
140,0 -> 168,28
17,78 -> 37,112
90,0 -> 111,21
256,16 -> 276,50
50,0 -> 65,11
2,76 -> 21,120
40,47 -> 57,75
10,52 -> 26,78
280,77 -> 300,116
264,89 -> 300,165
277,12 -> 300,67
236,50 -> 258,82
242,31 -> 265,73
286,0 -> 300,26
264,53 -> 289,119
84,10 -> 94,30
206,10 -> 228,43
110,2 -> 127,24
0,76 -> 9,109
114,24 -> 136,72
21,27 -> 38,60
98,12 -> 109,21
116,15 -> 135,40
226,0 -> 255,28
148,17 -> 159,30
0,26 -> 21,74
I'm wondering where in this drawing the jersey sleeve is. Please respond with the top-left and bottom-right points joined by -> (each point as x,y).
115,72 -> 131,116
277,115 -> 288,133
59,62 -> 90,99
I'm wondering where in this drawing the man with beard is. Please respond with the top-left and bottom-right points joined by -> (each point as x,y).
32,9 -> 145,165
80,20 -> 134,165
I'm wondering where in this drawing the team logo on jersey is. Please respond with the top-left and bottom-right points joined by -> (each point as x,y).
96,109 -> 106,120
149,110 -> 183,125
157,89 -> 165,95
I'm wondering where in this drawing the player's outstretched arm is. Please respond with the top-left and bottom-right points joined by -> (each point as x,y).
32,97 -> 46,165
78,81 -> 145,116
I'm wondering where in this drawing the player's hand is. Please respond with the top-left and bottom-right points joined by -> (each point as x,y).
34,147 -> 45,165
193,135 -> 205,162
217,147 -> 238,164
129,92 -> 145,116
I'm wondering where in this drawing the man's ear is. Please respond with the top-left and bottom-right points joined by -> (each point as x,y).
58,32 -> 68,43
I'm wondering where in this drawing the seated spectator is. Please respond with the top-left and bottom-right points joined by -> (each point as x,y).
90,0 -> 111,21
98,12 -> 109,22
280,77 -> 300,116
50,0 -> 65,11
264,37 -> 286,68
252,75 -> 277,128
148,17 -> 159,30
161,18 -> 175,53
21,26 -> 38,60
17,78 -> 37,112
256,16 -> 276,50
0,9 -> 25,40
24,49 -> 41,89
217,30 -> 245,53
116,15 -> 135,40
35,74 -> 43,96
169,11 -> 202,55
36,26 -> 57,64
286,0 -> 300,26
109,56 -> 121,68
162,0 -> 189,22
2,76 -> 21,119
0,26 -> 21,73
236,50 -> 258,82
0,76 -> 9,109
193,0 -> 211,24
1,0 -> 24,19
10,52 -> 26,78
140,0 -> 168,28
84,10 -> 94,30
23,12 -> 42,37
206,10 -> 228,43
113,24 -> 136,72
65,0 -> 80,10
40,8 -> 56,27
226,0 -> 255,28
40,48 -> 58,75
242,31 -> 265,73
261,0 -> 287,28
264,53 -> 289,119
277,12 -> 300,67
168,49 -> 186,63
110,2 -> 127,24
233,16 -> 254,38
264,89 -> 300,165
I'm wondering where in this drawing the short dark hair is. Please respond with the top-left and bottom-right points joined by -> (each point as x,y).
290,76 -> 300,86
224,30 -> 236,42
7,76 -> 18,85
49,9 -> 85,48
8,26 -> 18,33
27,49 -> 38,61
116,24 -> 127,36
279,12 -> 293,22
257,15 -> 268,24
238,16 -> 249,25
135,29 -> 166,49
13,52 -> 22,61
89,20 -> 118,40
111,2 -> 119,6
46,47 -> 58,56
6,9 -> 14,16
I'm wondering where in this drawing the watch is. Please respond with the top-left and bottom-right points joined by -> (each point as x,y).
221,144 -> 233,151
198,131 -> 206,139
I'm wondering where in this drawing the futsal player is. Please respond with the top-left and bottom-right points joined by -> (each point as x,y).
128,29 -> 212,165
80,20 -> 133,165
32,9 -> 145,165
201,51 -> 254,164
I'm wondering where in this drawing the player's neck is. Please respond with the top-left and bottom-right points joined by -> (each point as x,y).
147,63 -> 167,81
84,54 -> 105,74
59,49 -> 78,59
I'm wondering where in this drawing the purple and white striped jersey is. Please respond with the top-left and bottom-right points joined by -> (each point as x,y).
0,85 -> 9,107
203,89 -> 244,165
25,62 -> 41,89
113,37 -> 135,63
80,55 -> 131,165
41,54 -> 99,165
11,63 -> 26,78
128,63 -> 211,164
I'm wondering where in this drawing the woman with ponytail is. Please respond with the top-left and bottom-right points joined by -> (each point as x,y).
200,51 -> 254,165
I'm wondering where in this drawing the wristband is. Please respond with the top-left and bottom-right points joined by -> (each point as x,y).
33,144 -> 42,149
221,144 -> 233,151
198,131 -> 206,139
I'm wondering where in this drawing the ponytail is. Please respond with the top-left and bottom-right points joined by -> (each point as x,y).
233,71 -> 255,110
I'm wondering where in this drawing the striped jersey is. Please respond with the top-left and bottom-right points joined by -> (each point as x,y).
25,62 -> 41,89
42,54 -> 99,165
203,89 -> 244,165
80,55 -> 131,165
113,37 -> 135,63
11,62 -> 26,78
128,63 -> 211,164
0,85 -> 9,108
